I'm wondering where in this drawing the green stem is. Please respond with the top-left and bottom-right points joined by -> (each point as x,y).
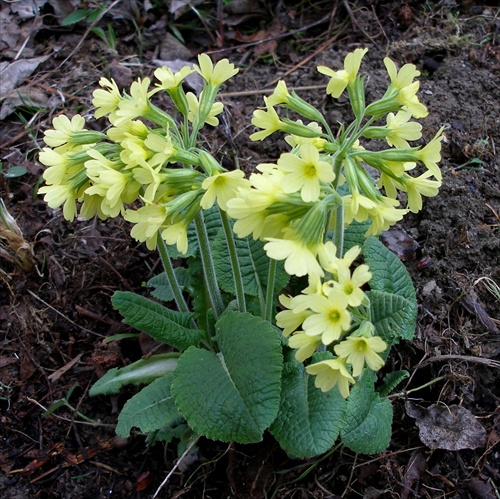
157,235 -> 190,314
194,211 -> 224,318
219,208 -> 246,312
264,258 -> 277,324
331,156 -> 345,257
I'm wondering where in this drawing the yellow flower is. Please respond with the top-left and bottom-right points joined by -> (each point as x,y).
194,53 -> 238,86
367,196 -> 407,236
186,91 -> 224,126
317,48 -> 368,98
107,120 -> 149,144
276,295 -> 311,337
334,334 -> 387,376
120,136 -> 153,169
113,78 -> 152,126
162,221 -> 189,255
278,144 -> 335,202
415,128 -> 444,181
85,149 -> 140,217
332,262 -> 372,307
384,58 -> 428,118
44,115 -> 86,147
249,97 -> 284,141
343,192 -> 377,226
302,289 -> 351,344
200,170 -> 247,211
144,130 -> 175,167
38,183 -> 79,221
125,204 -> 168,250
401,171 -> 441,213
267,80 -> 290,107
226,170 -> 285,239
288,332 -> 322,362
385,111 -> 422,148
306,358 -> 355,398
154,65 -> 193,90
264,237 -> 324,277
92,77 -> 122,119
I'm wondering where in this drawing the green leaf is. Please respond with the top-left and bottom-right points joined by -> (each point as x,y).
213,231 -> 289,297
367,289 -> 416,344
270,360 -> 346,458
147,268 -> 190,303
341,370 -> 393,454
363,237 -> 417,344
343,220 -> 371,253
171,311 -> 283,443
116,373 -> 182,437
363,236 -> 416,302
2,166 -> 28,178
112,291 -> 203,350
89,354 -> 178,396
61,9 -> 94,26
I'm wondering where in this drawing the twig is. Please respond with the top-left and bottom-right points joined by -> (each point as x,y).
417,354 -> 500,369
153,437 -> 199,498
342,0 -> 381,50
27,289 -> 105,338
266,26 -> 347,87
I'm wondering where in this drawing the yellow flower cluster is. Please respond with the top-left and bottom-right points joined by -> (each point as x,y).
275,244 -> 386,398
38,55 -> 241,254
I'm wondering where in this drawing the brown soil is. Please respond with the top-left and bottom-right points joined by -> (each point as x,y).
1,1 -> 499,497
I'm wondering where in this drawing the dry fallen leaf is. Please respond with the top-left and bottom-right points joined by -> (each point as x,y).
0,56 -> 49,101
406,401 -> 487,450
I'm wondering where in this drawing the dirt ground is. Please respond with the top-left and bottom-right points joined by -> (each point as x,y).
1,0 -> 499,497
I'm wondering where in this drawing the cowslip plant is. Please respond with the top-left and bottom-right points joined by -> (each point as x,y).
39,49 -> 442,457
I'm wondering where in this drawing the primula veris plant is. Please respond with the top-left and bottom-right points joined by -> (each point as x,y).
39,50 -> 442,457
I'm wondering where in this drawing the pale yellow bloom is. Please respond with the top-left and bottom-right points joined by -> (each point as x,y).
113,78 -> 152,125
402,171 -> 441,213
276,295 -> 311,337
343,192 -> 377,226
200,170 -> 247,211
264,237 -> 323,277
38,183 -> 79,221
186,92 -> 223,126
306,358 -> 355,398
367,196 -> 407,236
162,221 -> 189,254
154,65 -> 193,90
288,332 -> 322,362
302,289 -> 351,344
249,97 -> 284,141
332,262 -> 372,307
277,144 -> 335,202
125,204 -> 168,250
267,80 -> 290,107
284,121 -> 326,149
385,111 -> 422,148
144,131 -> 175,167
415,128 -> 444,181
44,115 -> 86,147
384,58 -> 428,118
194,54 -> 238,86
334,335 -> 387,376
317,48 -> 368,98
92,77 -> 122,119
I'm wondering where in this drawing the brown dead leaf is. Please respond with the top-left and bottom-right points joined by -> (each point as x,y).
406,401 -> 487,450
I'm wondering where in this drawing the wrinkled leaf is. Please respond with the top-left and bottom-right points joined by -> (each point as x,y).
406,402 -> 487,450
270,359 -> 346,458
171,311 -> 283,443
116,373 -> 182,437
